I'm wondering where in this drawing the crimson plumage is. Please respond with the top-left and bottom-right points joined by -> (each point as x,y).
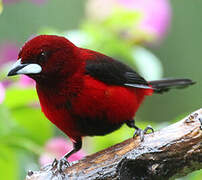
8,35 -> 194,166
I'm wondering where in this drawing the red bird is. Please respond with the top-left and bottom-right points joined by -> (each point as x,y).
8,35 -> 194,169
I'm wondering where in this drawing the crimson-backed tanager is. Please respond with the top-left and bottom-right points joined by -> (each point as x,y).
8,35 -> 195,169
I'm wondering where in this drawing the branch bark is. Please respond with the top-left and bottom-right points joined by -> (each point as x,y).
26,109 -> 202,180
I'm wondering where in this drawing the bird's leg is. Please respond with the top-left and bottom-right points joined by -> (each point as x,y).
42,138 -> 82,177
57,138 -> 82,172
126,119 -> 154,141
56,138 -> 82,172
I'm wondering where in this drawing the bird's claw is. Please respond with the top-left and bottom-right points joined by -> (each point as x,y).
199,118 -> 202,130
40,158 -> 70,178
51,158 -> 69,174
133,125 -> 154,141
185,113 -> 198,123
185,113 -> 202,130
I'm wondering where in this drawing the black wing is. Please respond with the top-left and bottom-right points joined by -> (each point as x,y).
85,53 -> 152,89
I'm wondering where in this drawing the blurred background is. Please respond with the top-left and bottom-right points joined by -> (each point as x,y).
0,0 -> 201,179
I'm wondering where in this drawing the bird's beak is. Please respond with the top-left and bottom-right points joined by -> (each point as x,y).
7,59 -> 42,76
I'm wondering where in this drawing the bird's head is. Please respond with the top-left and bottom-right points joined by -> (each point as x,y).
8,35 -> 80,83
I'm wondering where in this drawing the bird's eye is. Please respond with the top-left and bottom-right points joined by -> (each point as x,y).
38,51 -> 48,62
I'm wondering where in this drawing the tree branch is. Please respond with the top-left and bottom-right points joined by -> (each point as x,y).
26,109 -> 202,180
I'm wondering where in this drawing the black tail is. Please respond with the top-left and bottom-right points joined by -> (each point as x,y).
148,78 -> 195,94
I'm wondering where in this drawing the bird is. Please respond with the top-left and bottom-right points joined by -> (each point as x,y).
7,35 -> 195,170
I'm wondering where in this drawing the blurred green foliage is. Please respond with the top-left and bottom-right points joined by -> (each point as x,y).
0,88 -> 53,179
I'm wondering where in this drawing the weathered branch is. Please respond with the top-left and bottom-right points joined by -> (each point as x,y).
26,109 -> 202,180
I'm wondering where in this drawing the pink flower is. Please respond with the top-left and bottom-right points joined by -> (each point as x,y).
0,83 -> 5,104
39,137 -> 86,166
118,0 -> 171,41
18,75 -> 35,88
0,42 -> 19,67
1,80 -> 12,88
86,0 -> 171,44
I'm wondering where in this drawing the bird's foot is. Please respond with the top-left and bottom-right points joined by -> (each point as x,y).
52,158 -> 70,174
41,158 -> 70,178
199,118 -> 202,130
133,125 -> 154,141
185,113 -> 202,130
